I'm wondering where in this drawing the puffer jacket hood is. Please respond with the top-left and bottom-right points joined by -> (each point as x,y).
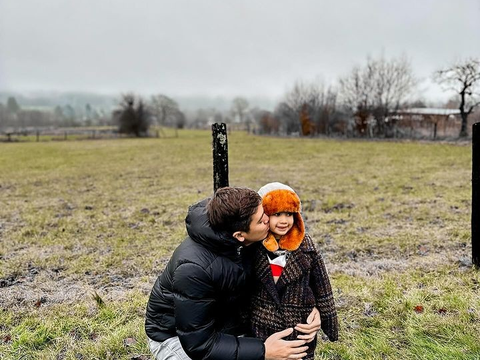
185,198 -> 242,259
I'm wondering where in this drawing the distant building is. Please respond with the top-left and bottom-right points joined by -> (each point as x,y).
390,108 -> 464,139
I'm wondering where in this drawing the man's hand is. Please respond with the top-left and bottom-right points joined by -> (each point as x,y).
294,307 -> 321,342
264,328 -> 308,360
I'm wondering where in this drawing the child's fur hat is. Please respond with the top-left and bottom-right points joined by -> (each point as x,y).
258,182 -> 305,252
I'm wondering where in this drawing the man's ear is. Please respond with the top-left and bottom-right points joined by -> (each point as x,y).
233,231 -> 245,242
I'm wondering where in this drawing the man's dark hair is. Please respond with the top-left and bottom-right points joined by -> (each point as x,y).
207,187 -> 262,233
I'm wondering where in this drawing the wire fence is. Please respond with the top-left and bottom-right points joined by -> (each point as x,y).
0,127 -> 178,143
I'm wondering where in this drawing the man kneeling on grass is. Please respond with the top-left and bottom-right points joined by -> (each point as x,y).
145,187 -> 321,360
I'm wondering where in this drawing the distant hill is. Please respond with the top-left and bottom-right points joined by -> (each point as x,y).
0,91 -> 117,111
0,91 -> 278,113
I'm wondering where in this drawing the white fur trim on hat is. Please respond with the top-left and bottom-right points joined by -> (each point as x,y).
258,182 -> 296,198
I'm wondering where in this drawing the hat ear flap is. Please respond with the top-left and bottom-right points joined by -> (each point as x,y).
278,213 -> 305,251
262,233 -> 279,252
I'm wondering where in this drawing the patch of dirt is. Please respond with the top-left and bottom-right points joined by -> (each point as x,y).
0,276 -> 155,309
0,253 -> 173,310
325,246 -> 472,278
0,269 -> 157,310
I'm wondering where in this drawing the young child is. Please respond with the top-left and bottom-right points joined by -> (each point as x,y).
250,182 -> 338,360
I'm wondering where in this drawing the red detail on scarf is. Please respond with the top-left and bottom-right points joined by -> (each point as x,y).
270,264 -> 284,277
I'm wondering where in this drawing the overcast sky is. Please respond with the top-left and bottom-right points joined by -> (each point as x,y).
1,0 -> 479,103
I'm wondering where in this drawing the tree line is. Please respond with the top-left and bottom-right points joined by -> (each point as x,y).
1,56 -> 479,138
0,98 -> 112,130
258,56 -> 479,138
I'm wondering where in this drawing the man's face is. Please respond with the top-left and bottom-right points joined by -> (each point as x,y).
242,205 -> 269,245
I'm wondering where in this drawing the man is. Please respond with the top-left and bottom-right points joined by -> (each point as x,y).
145,187 -> 321,360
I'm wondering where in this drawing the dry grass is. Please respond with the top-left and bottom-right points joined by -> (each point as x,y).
0,130 -> 478,359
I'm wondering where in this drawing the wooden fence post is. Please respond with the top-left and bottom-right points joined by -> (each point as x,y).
212,123 -> 229,192
36,130 -> 40,142
473,122 -> 480,267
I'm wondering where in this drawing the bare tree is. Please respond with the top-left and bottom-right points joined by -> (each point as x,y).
231,97 -> 251,132
175,109 -> 186,129
285,81 -> 314,135
192,108 -> 216,129
0,103 -> 7,131
282,80 -> 338,136
150,94 -> 179,127
339,65 -> 375,136
113,93 -> 151,137
317,87 -> 338,135
273,101 -> 300,135
7,96 -> 20,113
284,81 -> 314,113
250,108 -> 278,135
372,56 -> 417,136
434,58 -> 480,137
339,55 -> 416,137
231,97 -> 249,122
3,96 -> 21,129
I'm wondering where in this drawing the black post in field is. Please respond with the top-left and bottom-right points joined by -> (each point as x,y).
212,123 -> 229,192
473,122 -> 480,267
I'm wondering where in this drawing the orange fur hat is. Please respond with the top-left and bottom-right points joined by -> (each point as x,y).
258,182 -> 305,252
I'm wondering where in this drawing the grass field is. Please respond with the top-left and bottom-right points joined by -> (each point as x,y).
0,130 -> 478,359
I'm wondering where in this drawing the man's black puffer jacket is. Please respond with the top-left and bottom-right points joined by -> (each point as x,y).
145,199 -> 265,360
